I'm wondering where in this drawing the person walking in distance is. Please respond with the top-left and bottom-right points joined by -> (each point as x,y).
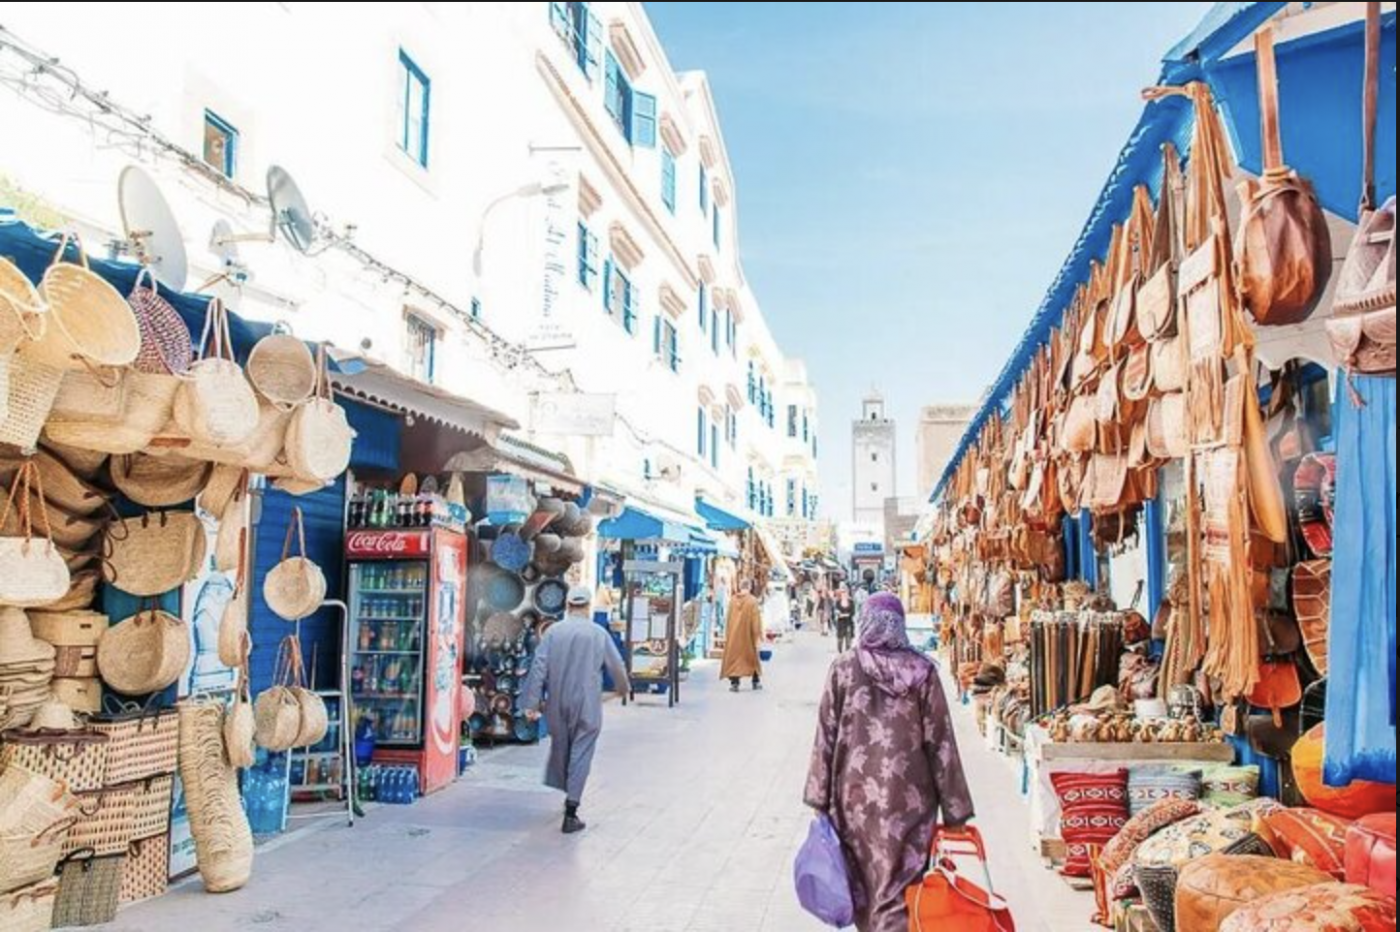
719,578 -> 764,692
805,592 -> 974,932
521,585 -> 630,834
833,583 -> 856,653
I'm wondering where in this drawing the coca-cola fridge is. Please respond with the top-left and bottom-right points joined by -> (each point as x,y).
346,527 -> 467,795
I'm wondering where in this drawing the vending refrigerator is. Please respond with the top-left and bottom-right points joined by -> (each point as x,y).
345,527 -> 467,795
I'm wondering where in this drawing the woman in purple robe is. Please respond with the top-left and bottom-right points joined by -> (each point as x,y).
805,592 -> 974,932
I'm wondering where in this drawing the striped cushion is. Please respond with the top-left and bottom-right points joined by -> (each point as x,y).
1202,765 -> 1261,808
1128,767 -> 1203,816
1053,769 -> 1129,878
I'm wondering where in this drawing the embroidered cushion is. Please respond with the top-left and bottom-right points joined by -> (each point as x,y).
1201,765 -> 1262,808
1219,882 -> 1397,932
1266,809 -> 1354,879
1176,854 -> 1331,932
1129,767 -> 1203,816
1100,798 -> 1203,900
1052,769 -> 1130,878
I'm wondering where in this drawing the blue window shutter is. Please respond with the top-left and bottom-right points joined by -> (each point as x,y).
711,424 -> 719,468
698,283 -> 707,331
711,308 -> 719,354
584,9 -> 603,82
713,206 -> 721,250
699,164 -> 709,214
661,148 -> 676,212
653,315 -> 662,356
604,53 -> 622,125
697,407 -> 706,456
602,258 -> 613,314
623,274 -> 636,333
550,2 -> 570,40
633,92 -> 657,149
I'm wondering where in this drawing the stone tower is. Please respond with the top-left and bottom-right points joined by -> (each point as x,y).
852,390 -> 896,533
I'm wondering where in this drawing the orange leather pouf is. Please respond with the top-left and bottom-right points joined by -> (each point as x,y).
1293,726 -> 1397,821
1175,855 -> 1332,932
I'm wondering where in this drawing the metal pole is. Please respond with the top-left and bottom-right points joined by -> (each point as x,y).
323,599 -> 356,828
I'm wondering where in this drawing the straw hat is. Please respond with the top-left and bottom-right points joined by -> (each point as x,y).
24,698 -> 80,732
0,608 -> 57,666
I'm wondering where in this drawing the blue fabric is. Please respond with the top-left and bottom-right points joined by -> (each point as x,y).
1325,376 -> 1397,787
597,506 -> 689,543
343,400 -> 401,472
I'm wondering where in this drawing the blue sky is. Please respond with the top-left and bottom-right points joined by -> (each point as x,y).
644,1 -> 1214,517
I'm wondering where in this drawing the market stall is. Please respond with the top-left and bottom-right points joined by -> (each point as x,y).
928,4 -> 1397,930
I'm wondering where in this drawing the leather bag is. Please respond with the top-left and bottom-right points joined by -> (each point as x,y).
906,827 -> 1015,932
1249,660 -> 1303,728
1328,3 -> 1396,377
1062,394 -> 1097,455
1293,559 -> 1331,676
1140,145 -> 1184,342
1235,26 -> 1332,327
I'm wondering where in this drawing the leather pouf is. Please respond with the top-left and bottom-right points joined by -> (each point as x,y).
1345,813 -> 1396,899
1293,725 -> 1398,820
1219,882 -> 1397,932
1176,855 -> 1331,932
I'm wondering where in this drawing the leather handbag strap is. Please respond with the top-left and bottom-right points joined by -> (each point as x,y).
1255,25 -> 1284,175
281,506 -> 308,561
1361,1 -> 1380,211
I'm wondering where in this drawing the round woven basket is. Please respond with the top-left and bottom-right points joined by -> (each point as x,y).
20,450 -> 106,516
32,237 -> 140,372
1,256 -> 46,355
0,354 -> 65,450
217,588 -> 248,669
42,569 -> 100,613
291,687 -> 328,748
110,454 -> 211,509
96,608 -> 191,696
285,398 -> 353,482
253,686 -> 301,751
177,700 -> 252,893
263,558 -> 326,622
246,335 -> 316,408
35,441 -> 106,482
223,698 -> 255,769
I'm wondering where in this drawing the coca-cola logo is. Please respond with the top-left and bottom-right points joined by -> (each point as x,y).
347,531 -> 428,556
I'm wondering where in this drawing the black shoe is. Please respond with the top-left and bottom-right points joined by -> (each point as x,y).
752,681 -> 763,691
730,682 -> 740,693
562,814 -> 587,834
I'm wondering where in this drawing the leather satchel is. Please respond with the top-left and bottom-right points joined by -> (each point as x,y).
1141,143 -> 1183,343
1090,453 -> 1132,514
1122,343 -> 1154,404
1257,609 -> 1302,659
1147,394 -> 1189,460
1152,328 -> 1189,394
1063,393 -> 1098,455
1293,559 -> 1331,676
1235,26 -> 1332,327
1328,3 -> 1396,376
1293,452 -> 1336,559
1249,660 -> 1303,728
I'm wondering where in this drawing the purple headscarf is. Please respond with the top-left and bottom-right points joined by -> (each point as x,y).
856,592 -> 933,697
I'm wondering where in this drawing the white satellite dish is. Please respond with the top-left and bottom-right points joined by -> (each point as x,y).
117,166 -> 189,290
209,164 -> 320,255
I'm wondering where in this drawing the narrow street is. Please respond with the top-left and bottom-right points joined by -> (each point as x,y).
102,634 -> 1088,932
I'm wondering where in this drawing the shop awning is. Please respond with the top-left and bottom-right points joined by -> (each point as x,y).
442,433 -> 584,496
332,357 -> 517,445
597,506 -> 692,544
673,525 -> 720,557
695,497 -> 751,532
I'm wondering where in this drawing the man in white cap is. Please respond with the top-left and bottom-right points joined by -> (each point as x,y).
521,585 -> 630,834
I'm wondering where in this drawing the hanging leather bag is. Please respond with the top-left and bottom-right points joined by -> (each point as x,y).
1140,145 -> 1184,342
1235,25 -> 1332,326
1328,2 -> 1396,377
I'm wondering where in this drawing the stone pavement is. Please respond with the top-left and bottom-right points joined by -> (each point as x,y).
99,632 -> 1090,931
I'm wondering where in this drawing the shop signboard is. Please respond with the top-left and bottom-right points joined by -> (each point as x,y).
346,529 -> 431,559
531,391 -> 617,437
853,542 -> 884,555
528,182 -> 577,352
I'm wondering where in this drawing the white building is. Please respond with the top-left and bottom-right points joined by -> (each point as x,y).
851,390 -> 895,535
0,1 -> 819,537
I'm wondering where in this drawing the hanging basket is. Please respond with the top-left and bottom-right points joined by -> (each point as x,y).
223,666 -> 256,770
246,334 -> 316,408
198,465 -> 246,521
170,298 -> 258,447
41,569 -> 100,613
1,449 -> 107,517
176,399 -> 292,473
128,273 -> 193,377
0,461 -> 71,607
177,700 -> 252,893
102,509 -> 206,598
44,370 -> 180,457
283,346 -> 354,482
36,440 -> 107,482
31,233 -> 140,373
1,255 -> 47,355
95,605 -> 191,696
262,507 -> 326,621
0,354 -> 65,451
110,454 -> 212,509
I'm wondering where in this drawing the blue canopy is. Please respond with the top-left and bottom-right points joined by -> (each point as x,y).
674,525 -> 720,557
597,506 -> 692,544
695,497 -> 750,532
932,3 -> 1397,503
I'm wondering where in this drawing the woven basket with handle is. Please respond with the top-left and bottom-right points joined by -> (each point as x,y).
88,698 -> 180,785
63,788 -> 134,858
52,849 -> 123,927
95,604 -> 191,696
0,353 -> 65,452
247,333 -> 316,408
0,876 -> 59,932
171,298 -> 258,447
263,506 -> 326,621
0,815 -> 77,896
118,834 -> 168,904
0,255 -> 47,355
0,729 -> 109,794
178,699 -> 253,893
30,233 -> 140,373
102,510 -> 206,598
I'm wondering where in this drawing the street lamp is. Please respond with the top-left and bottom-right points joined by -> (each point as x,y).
471,180 -> 572,277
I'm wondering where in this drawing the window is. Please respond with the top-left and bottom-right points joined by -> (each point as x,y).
710,307 -> 720,355
747,362 -> 757,404
470,297 -> 482,320
787,479 -> 797,517
699,164 -> 709,215
577,222 -> 599,292
712,205 -> 721,250
710,423 -> 720,469
551,2 -> 602,81
397,50 -> 431,168
698,283 -> 707,333
787,405 -> 799,439
404,314 -> 437,383
802,487 -> 810,519
697,407 -> 708,458
661,147 -> 677,213
728,312 -> 737,359
603,259 -> 636,333
202,111 -> 238,179
747,468 -> 756,510
803,412 -> 809,443
726,405 -> 737,448
871,483 -> 879,493
604,52 -> 655,147
654,317 -> 680,373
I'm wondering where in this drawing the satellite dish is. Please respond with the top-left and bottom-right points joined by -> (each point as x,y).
118,166 -> 189,290
267,165 -> 316,253
209,220 -> 241,268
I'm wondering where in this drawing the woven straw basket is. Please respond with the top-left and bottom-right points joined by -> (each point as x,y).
171,299 -> 258,448
224,666 -> 256,769
198,465 -> 246,521
95,608 -> 190,696
1,256 -> 47,355
0,815 -> 75,896
0,488 -> 102,550
27,610 -> 108,648
247,334 -> 316,408
0,449 -> 107,517
177,700 -> 252,893
0,351 -> 9,426
111,454 -> 211,509
65,786 -> 136,857
263,508 -> 326,621
0,766 -> 76,837
0,354 -> 66,450
31,234 -> 140,373
88,701 -> 180,785
119,834 -> 169,904
217,586 -> 249,669
0,462 -> 71,607
42,569 -> 100,613
44,371 -> 180,457
36,440 -> 107,481
103,510 -> 206,598
0,877 -> 59,932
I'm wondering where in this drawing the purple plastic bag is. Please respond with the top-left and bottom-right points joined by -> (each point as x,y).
794,814 -> 855,927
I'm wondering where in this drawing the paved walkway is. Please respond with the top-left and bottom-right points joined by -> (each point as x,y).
102,632 -> 1090,931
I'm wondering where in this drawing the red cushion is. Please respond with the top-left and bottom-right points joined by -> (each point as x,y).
1346,813 -> 1397,899
1052,770 -> 1129,879
1267,809 -> 1355,880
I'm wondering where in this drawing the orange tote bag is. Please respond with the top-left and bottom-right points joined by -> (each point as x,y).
906,827 -> 1016,932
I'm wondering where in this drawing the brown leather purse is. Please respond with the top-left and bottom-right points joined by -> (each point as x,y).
1292,559 -> 1331,676
1249,660 -> 1303,727
1235,25 -> 1332,326
1062,393 -> 1097,455
1328,2 -> 1396,377
1122,342 -> 1154,404
1140,145 -> 1183,342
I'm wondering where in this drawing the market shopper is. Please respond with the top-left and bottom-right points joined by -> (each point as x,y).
804,592 -> 974,932
521,585 -> 630,835
719,578 -> 764,692
833,583 -> 856,653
